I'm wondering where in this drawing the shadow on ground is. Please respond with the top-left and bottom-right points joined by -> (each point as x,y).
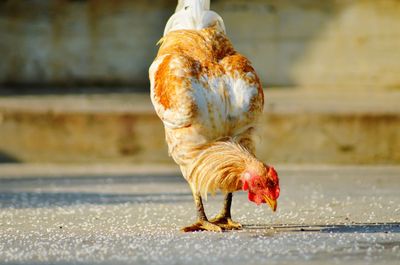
0,174 -> 183,184
0,151 -> 20,163
245,223 -> 400,234
0,174 -> 189,208
0,191 -> 193,208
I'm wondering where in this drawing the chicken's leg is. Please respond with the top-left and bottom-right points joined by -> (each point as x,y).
181,192 -> 222,232
209,193 -> 242,230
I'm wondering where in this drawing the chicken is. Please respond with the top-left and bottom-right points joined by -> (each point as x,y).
149,0 -> 280,232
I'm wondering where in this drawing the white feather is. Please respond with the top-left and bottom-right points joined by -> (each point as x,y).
164,0 -> 225,36
191,74 -> 259,137
176,0 -> 210,12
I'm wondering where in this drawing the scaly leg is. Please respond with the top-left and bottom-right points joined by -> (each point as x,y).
209,193 -> 242,230
181,192 -> 222,232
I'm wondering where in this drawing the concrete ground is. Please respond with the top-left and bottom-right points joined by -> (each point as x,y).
0,164 -> 399,265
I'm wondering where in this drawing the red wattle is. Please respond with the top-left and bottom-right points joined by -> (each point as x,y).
242,181 -> 249,191
248,192 -> 263,205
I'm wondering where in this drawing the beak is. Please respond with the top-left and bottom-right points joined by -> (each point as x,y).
263,195 -> 277,212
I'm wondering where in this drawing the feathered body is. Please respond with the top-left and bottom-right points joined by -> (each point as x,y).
150,25 -> 264,195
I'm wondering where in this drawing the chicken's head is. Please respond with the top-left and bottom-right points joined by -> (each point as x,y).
241,165 -> 280,211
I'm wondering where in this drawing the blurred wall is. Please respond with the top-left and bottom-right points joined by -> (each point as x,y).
0,0 -> 399,89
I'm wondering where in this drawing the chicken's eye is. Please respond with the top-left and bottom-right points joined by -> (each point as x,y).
253,181 -> 262,188
267,179 -> 274,188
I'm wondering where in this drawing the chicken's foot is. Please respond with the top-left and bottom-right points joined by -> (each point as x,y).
181,193 -> 222,232
209,193 -> 242,230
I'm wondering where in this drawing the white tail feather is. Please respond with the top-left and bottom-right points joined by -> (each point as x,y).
175,0 -> 210,12
164,0 -> 225,36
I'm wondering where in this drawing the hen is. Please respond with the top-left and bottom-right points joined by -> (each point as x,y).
149,0 -> 280,232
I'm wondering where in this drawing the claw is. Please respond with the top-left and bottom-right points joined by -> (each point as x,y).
181,220 -> 223,232
209,216 -> 242,230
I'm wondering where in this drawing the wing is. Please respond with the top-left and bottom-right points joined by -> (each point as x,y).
149,54 -> 199,130
219,54 -> 264,153
219,53 -> 264,116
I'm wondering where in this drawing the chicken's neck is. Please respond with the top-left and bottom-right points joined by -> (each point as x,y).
187,140 -> 262,198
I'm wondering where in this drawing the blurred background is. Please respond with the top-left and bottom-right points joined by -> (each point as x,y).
0,0 -> 399,165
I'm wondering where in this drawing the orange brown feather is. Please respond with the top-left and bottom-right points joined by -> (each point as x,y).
149,26 -> 265,196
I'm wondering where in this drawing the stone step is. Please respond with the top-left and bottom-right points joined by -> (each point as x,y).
0,89 -> 399,164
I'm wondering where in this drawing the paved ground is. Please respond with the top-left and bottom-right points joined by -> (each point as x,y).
0,164 -> 399,265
